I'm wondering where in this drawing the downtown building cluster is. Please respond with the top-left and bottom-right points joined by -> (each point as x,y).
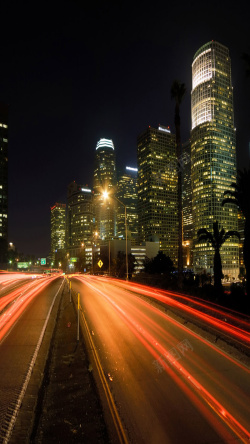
50,41 -> 240,278
1,41 -> 241,279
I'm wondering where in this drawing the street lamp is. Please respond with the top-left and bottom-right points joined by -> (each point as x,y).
102,191 -> 129,281
92,231 -> 98,274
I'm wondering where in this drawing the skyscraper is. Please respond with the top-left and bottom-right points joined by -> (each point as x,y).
191,41 -> 239,277
182,140 -> 192,241
137,125 -> 178,265
50,203 -> 66,263
182,140 -> 193,268
117,166 -> 138,245
66,182 -> 94,271
0,104 -> 8,268
93,138 -> 117,240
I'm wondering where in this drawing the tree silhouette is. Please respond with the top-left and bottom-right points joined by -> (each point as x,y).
144,251 -> 174,275
112,251 -> 135,279
197,221 -> 240,293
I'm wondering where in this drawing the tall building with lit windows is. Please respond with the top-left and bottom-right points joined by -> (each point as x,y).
137,125 -> 178,265
238,210 -> 245,276
117,166 -> 138,245
0,104 -> 8,268
182,140 -> 193,268
50,203 -> 66,263
191,41 -> 239,277
66,182 -> 94,271
93,138 -> 117,240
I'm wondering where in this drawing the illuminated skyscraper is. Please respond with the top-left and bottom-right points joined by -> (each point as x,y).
0,104 -> 8,268
93,138 -> 117,240
191,41 -> 239,277
238,210 -> 245,276
66,182 -> 94,270
50,203 -> 66,262
182,140 -> 193,268
117,166 -> 138,245
137,125 -> 178,265
182,141 -> 192,241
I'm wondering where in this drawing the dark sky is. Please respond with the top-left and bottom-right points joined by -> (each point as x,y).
1,1 -> 250,257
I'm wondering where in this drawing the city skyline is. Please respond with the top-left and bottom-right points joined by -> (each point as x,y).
1,2 -> 249,256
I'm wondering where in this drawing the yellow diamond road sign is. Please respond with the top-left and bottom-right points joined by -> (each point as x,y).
98,260 -> 103,268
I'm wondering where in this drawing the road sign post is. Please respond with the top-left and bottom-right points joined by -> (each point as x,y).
98,260 -> 103,269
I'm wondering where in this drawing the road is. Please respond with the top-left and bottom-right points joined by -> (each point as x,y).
72,275 -> 250,444
0,274 -> 63,442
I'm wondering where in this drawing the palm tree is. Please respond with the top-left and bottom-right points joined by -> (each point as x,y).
171,80 -> 186,286
197,221 -> 240,293
222,169 -> 250,296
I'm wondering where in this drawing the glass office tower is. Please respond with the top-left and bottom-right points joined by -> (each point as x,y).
117,166 -> 138,245
50,203 -> 66,262
191,41 -> 239,278
66,182 -> 94,271
93,138 -> 117,240
137,125 -> 178,265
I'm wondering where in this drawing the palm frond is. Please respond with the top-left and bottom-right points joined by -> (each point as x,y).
171,80 -> 186,104
223,231 -> 240,243
222,196 -> 238,207
197,228 -> 209,236
197,229 -> 214,246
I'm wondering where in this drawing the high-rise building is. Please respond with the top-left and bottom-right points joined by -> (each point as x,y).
191,41 -> 239,277
137,125 -> 178,265
0,104 -> 8,268
117,166 -> 138,245
66,182 -> 94,271
182,141 -> 192,241
50,203 -> 66,263
182,140 -> 193,268
238,210 -> 245,276
93,138 -> 117,240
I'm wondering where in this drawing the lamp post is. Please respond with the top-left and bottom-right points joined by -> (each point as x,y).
92,231 -> 98,274
103,191 -> 128,281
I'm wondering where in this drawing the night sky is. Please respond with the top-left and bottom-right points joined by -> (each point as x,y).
1,1 -> 249,257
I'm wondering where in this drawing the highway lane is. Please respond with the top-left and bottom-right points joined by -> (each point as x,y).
0,273 -> 42,298
107,278 -> 250,352
0,276 -> 64,442
72,275 -> 250,444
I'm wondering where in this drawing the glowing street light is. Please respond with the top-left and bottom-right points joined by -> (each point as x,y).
103,191 -> 128,281
102,190 -> 109,200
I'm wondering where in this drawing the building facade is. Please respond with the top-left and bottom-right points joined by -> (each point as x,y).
191,41 -> 239,277
182,140 -> 193,268
131,241 -> 159,274
66,182 -> 94,271
50,202 -> 66,264
137,125 -> 178,266
0,104 -> 8,268
117,166 -> 138,245
93,138 -> 117,240
238,210 -> 245,276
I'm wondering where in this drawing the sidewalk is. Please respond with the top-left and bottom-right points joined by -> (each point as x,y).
17,282 -> 109,443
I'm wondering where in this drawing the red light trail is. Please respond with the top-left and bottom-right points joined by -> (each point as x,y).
73,275 -> 250,442
0,276 -> 58,343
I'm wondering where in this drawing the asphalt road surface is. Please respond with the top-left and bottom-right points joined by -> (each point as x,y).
0,275 -> 63,442
71,275 -> 250,444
